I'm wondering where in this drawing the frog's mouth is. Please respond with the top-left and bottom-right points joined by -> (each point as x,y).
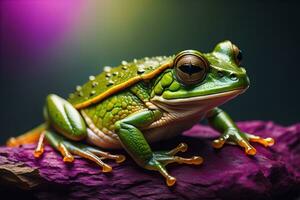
150,88 -> 245,118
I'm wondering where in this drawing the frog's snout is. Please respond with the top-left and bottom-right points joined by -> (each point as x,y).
216,68 -> 250,90
228,72 -> 250,89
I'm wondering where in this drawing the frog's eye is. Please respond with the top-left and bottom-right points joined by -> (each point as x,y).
232,44 -> 243,65
174,53 -> 209,85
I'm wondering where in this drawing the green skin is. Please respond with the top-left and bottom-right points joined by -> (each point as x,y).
35,41 -> 273,186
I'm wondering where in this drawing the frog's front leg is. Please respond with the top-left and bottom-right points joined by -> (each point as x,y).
34,94 -> 125,172
207,107 -> 274,155
115,109 -> 203,186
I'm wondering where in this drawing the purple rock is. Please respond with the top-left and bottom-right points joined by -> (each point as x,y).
0,121 -> 300,200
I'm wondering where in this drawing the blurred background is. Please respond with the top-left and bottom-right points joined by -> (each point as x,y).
0,0 -> 299,144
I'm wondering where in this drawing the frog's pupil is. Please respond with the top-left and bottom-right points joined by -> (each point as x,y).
179,64 -> 203,76
237,50 -> 243,62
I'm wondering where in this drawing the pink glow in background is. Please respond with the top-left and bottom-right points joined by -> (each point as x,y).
1,0 -> 86,65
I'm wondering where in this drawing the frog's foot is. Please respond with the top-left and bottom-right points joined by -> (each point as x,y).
34,130 -> 126,172
145,143 -> 203,186
212,128 -> 275,155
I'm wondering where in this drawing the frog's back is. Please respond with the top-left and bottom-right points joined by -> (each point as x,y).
68,56 -> 173,109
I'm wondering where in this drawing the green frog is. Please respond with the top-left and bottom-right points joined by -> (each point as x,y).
7,41 -> 274,186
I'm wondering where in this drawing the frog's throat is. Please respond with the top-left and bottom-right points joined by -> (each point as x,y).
150,89 -> 245,118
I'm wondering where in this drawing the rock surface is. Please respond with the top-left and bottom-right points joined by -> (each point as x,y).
0,121 -> 300,200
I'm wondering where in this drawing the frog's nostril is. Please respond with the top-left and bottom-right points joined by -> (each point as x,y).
229,74 -> 238,81
217,71 -> 225,78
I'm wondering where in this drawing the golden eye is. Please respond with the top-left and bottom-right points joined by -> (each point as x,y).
232,44 -> 243,65
174,53 -> 209,85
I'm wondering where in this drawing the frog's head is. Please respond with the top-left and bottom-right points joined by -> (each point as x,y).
151,40 -> 249,116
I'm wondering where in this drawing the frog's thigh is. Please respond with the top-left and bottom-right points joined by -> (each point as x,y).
45,94 -> 87,141
34,94 -> 87,158
114,109 -> 162,166
85,126 -> 122,149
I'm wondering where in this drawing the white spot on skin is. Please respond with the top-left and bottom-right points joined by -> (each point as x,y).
90,90 -> 96,95
113,72 -> 118,76
104,66 -> 112,72
76,85 -> 82,91
89,75 -> 95,81
107,80 -> 114,86
138,64 -> 145,68
92,82 -> 98,87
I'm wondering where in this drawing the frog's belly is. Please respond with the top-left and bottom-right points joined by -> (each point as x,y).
85,113 -> 205,149
143,113 -> 204,143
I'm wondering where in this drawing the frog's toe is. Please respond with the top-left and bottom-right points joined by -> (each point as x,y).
244,133 -> 275,147
145,158 -> 177,186
84,146 -> 126,163
156,164 -> 177,186
237,139 -> 257,155
212,130 -> 274,156
157,155 -> 204,165
146,143 -> 203,186
42,130 -> 125,172
57,142 -> 74,162
212,136 -> 226,149
160,143 -> 203,165
33,131 -> 46,158
66,143 -> 112,172
166,142 -> 188,155
146,156 -> 202,187
212,131 -> 258,155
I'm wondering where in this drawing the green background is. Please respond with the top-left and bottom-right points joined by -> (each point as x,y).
0,0 -> 299,144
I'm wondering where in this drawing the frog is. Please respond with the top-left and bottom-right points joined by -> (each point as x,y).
7,41 -> 274,186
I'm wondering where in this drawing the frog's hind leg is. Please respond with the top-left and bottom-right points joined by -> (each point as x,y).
6,123 -> 47,147
44,129 -> 125,172
35,94 -> 125,171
